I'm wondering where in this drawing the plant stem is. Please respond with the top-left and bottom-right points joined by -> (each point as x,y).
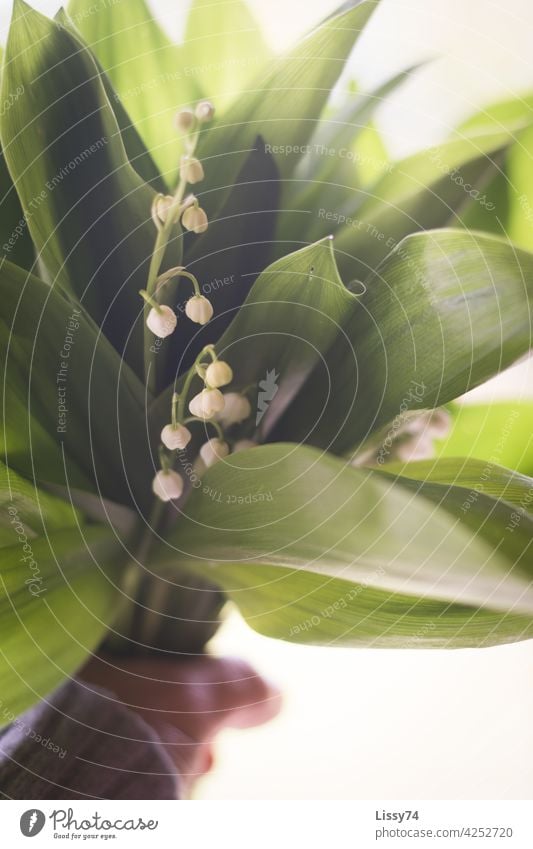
143,210 -> 183,396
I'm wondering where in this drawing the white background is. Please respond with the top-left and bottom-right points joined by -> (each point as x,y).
0,0 -> 532,799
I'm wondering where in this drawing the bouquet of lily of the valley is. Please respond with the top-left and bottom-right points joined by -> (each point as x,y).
1,0 -> 533,724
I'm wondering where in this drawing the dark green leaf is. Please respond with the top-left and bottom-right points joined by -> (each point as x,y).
183,0 -> 271,110
275,229 -> 533,453
1,0 -> 181,374
0,525 -> 121,721
195,0 -> 380,223
154,444 -> 533,647
0,259 -> 153,510
67,0 -> 200,182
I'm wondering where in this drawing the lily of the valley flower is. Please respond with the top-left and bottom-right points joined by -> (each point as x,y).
182,203 -> 208,234
152,469 -> 184,502
185,294 -> 214,325
161,423 -> 192,451
205,360 -> 233,388
189,387 -> 225,419
195,100 -> 215,122
217,392 -> 252,427
146,304 -> 177,338
199,437 -> 230,468
174,108 -> 195,132
180,155 -> 205,184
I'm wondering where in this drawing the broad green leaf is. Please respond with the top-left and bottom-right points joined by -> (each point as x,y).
154,444 -> 533,647
293,71 -> 403,186
0,459 -> 80,548
275,229 -> 533,453
56,8 -> 165,192
195,0 -> 380,222
436,402 -> 533,476
0,260 -> 153,511
458,96 -> 533,247
383,457 -> 533,514
276,68 -> 406,245
459,94 -> 533,134
0,525 -> 121,722
183,0 -> 271,111
381,462 -> 533,585
0,44 -> 34,270
0,151 -> 34,271
68,0 -> 199,182
351,122 -> 390,186
1,1 -> 181,374
331,131 -> 512,280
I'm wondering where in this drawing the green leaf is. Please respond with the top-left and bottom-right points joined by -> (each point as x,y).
331,131 -> 513,280
0,1 -> 181,374
56,7 -> 165,192
154,444 -> 533,648
275,68 -> 405,246
383,456 -> 533,514
435,402 -> 533,477
0,259 -> 153,510
67,0 -> 199,182
152,238 -> 356,437
0,525 -> 121,722
380,461 -> 533,584
195,0 -> 380,222
275,229 -> 533,453
183,0 -> 271,111
458,96 -> 533,247
0,459 -> 80,548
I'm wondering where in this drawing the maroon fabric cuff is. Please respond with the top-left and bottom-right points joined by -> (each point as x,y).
0,679 -> 179,799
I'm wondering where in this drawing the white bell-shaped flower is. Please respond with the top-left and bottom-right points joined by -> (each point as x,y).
185,295 -> 213,325
174,108 -> 195,132
205,360 -> 233,388
217,392 -> 252,427
154,194 -> 174,223
182,204 -> 208,234
195,101 -> 215,122
161,423 -> 192,451
189,388 -> 225,420
199,437 -> 230,468
180,155 -> 205,184
146,305 -> 177,338
152,469 -> 184,502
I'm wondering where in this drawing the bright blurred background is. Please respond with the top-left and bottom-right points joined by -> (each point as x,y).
1,0 -> 532,798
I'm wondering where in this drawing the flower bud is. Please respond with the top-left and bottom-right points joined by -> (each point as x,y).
217,392 -> 251,427
174,108 -> 195,133
195,100 -> 215,122
154,194 -> 174,223
199,437 -> 230,468
189,388 -> 225,419
181,204 -> 208,234
146,305 -> 177,338
232,439 -> 258,453
161,423 -> 192,451
180,155 -> 205,184
185,295 -> 213,325
205,359 -> 233,388
152,469 -> 184,502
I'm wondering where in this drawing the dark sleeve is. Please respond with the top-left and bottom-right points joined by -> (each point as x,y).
0,679 -> 179,799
